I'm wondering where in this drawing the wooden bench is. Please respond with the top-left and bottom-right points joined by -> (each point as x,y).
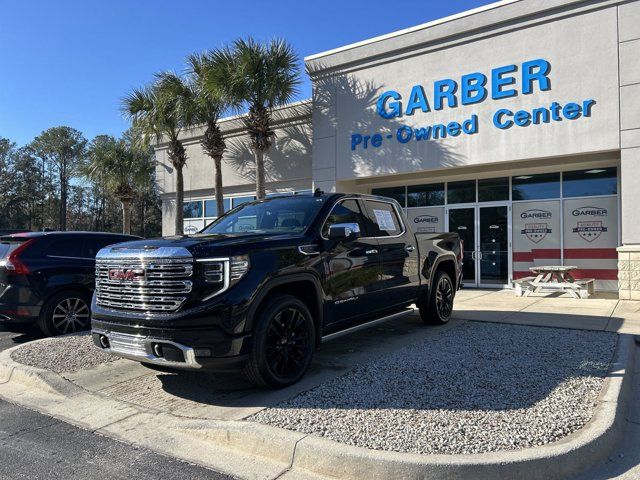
514,276 -> 536,297
573,278 -> 595,299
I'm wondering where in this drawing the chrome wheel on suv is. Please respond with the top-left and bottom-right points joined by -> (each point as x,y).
52,297 -> 90,334
38,291 -> 91,336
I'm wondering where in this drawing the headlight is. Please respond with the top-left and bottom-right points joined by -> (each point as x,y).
200,255 -> 250,301
229,255 -> 250,286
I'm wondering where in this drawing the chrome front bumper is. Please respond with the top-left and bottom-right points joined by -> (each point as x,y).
92,329 -> 201,369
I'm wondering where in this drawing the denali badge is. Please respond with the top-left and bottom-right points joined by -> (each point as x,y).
108,268 -> 145,282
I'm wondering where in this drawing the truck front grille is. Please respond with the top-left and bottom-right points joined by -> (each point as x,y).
95,258 -> 194,312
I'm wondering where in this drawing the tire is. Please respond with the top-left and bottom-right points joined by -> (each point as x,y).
243,294 -> 316,388
37,290 -> 92,337
419,270 -> 455,325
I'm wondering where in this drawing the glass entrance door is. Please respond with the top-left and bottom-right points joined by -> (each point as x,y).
478,205 -> 509,286
447,204 -> 511,288
448,207 -> 476,286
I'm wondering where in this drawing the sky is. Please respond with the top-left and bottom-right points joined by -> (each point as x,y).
0,0 -> 496,147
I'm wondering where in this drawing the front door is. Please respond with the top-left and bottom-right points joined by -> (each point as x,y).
447,204 -> 511,288
478,205 -> 510,287
321,199 -> 386,330
448,207 -> 476,286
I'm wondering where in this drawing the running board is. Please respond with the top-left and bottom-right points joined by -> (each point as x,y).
321,307 -> 416,343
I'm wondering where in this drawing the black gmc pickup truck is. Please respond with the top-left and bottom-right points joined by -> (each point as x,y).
91,192 -> 462,387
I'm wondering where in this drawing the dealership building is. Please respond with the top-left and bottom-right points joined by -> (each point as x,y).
154,0 -> 640,297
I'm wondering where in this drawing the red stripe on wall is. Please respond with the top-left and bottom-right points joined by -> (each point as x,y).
563,248 -> 618,259
514,269 -> 619,280
513,249 -> 562,262
571,269 -> 619,280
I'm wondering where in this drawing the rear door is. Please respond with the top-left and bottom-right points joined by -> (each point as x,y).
42,236 -> 93,290
362,199 -> 420,308
321,199 -> 386,329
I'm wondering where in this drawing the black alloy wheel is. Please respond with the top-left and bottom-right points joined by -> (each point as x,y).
435,274 -> 454,319
419,270 -> 455,325
243,295 -> 316,388
265,307 -> 311,380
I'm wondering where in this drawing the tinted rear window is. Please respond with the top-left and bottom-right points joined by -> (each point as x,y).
0,240 -> 26,259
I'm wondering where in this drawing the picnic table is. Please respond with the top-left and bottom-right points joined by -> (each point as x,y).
514,265 -> 595,299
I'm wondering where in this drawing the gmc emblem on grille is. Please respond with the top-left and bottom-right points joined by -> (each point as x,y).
108,268 -> 145,282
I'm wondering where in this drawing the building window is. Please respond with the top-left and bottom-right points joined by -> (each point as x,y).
478,177 -> 509,202
447,180 -> 476,204
512,173 -> 560,200
407,183 -> 445,207
562,167 -> 617,198
204,199 -> 232,217
183,201 -> 203,219
232,195 -> 255,207
371,186 -> 406,207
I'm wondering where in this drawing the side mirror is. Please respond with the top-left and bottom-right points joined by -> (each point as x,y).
328,223 -> 361,241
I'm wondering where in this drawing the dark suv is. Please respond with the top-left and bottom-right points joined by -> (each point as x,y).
0,231 -> 138,336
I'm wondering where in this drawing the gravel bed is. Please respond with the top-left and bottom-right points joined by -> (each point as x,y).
252,322 -> 617,455
11,332 -> 118,373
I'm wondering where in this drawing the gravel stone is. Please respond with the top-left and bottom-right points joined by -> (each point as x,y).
251,322 -> 617,455
11,332 -> 117,373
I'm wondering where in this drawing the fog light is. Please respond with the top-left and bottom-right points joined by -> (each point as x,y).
194,348 -> 213,358
99,335 -> 110,349
152,343 -> 163,357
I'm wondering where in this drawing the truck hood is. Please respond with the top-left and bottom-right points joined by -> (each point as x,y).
98,233 -> 306,260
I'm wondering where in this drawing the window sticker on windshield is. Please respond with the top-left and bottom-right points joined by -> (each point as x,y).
373,209 -> 396,231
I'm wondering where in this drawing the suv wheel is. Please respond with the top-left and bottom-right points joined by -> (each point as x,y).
419,270 -> 454,325
38,291 -> 91,336
243,294 -> 315,388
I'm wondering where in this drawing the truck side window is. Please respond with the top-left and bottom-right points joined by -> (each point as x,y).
363,200 -> 403,237
322,199 -> 366,237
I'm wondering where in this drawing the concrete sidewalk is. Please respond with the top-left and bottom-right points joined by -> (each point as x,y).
453,289 -> 640,334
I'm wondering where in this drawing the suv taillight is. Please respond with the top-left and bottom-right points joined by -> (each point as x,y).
3,239 -> 35,275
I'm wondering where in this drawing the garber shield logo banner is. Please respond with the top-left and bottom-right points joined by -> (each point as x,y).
573,221 -> 607,242
520,209 -> 552,243
522,223 -> 552,243
570,206 -> 608,243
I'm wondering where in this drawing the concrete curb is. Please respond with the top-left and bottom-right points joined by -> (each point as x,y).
0,334 -> 636,480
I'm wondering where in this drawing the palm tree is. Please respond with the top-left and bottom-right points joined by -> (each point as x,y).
214,38 -> 300,199
186,53 -> 231,217
122,72 -> 195,235
82,135 -> 152,234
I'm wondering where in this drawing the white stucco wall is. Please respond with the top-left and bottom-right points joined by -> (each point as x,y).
309,3 -> 620,188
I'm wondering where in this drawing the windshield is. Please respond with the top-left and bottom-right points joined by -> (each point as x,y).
202,197 -> 325,235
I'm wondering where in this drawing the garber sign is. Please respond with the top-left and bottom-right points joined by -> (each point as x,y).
350,58 -> 596,151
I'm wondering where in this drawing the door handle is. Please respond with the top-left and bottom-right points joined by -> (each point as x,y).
405,245 -> 415,253
365,249 -> 378,255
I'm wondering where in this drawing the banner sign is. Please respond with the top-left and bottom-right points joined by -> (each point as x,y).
406,207 -> 445,234
350,58 -> 597,151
